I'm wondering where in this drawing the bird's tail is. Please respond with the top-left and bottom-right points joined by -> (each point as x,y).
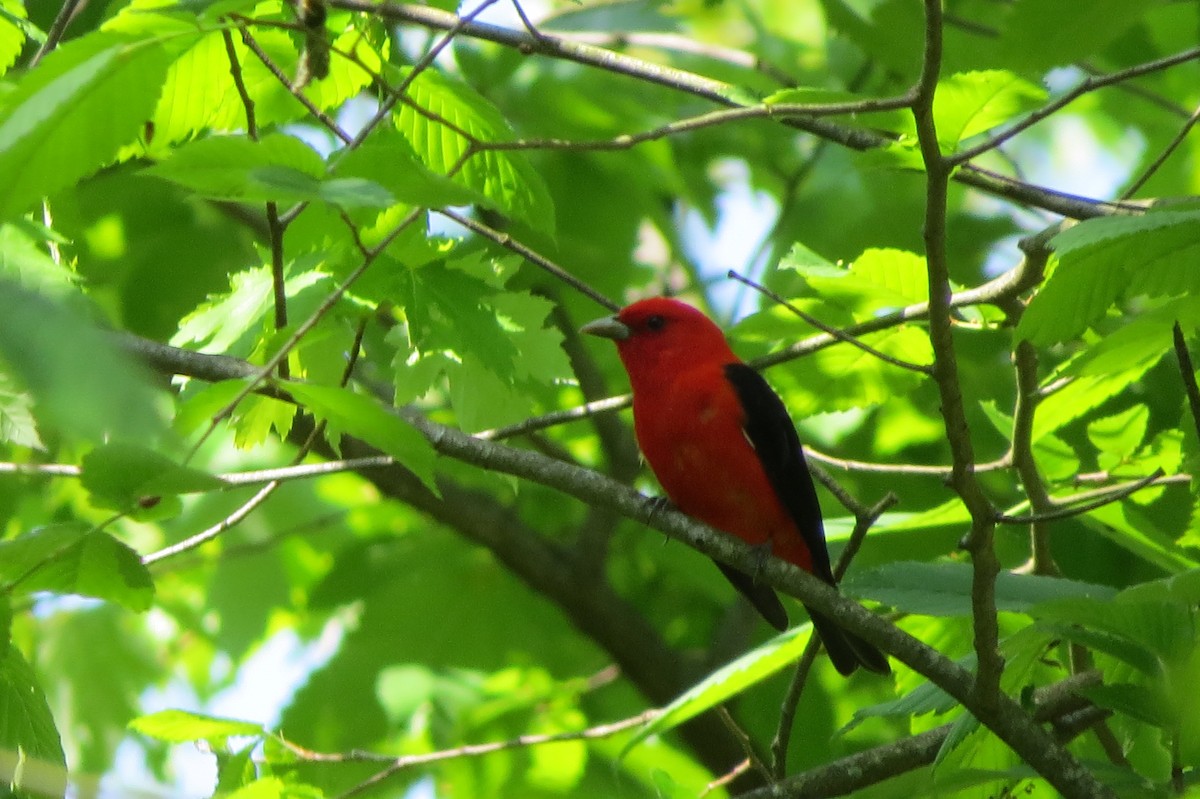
714,561 -> 789,631
808,608 -> 891,676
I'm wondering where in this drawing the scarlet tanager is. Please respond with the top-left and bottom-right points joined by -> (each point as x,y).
583,297 -> 889,676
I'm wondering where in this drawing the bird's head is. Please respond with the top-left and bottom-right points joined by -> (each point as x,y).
581,298 -> 737,388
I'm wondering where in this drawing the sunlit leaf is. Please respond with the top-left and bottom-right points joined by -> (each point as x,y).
0,644 -> 65,772
395,67 -> 556,235
0,280 -> 164,443
0,32 -> 183,220
1018,211 -> 1200,345
286,382 -> 438,491
933,70 -> 1046,149
80,442 -> 227,509
0,524 -> 154,610
622,623 -> 817,754
129,709 -> 264,745
844,561 -> 1116,617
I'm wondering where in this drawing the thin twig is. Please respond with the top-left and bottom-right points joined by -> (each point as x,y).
728,270 -> 932,375
913,0 -> 1005,726
716,707 -> 772,784
327,0 -> 1150,221
142,482 -> 279,565
30,0 -> 88,66
328,710 -> 659,798
222,27 -> 292,380
1174,322 -> 1200,448
770,492 -> 896,778
1123,102 -> 1200,199
1010,342 -> 1058,575
236,24 -> 352,143
436,208 -> 619,311
949,45 -> 1200,166
995,470 -> 1165,525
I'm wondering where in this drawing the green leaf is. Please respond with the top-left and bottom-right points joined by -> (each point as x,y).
1063,296 -> 1200,379
0,32 -> 181,220
143,133 -> 324,200
1033,596 -> 1195,670
128,709 -> 264,745
233,393 -> 297,450
778,325 -> 932,416
395,264 -> 570,431
1080,501 -> 1198,575
843,655 -> 961,732
0,221 -> 79,298
1078,682 -> 1173,727
1087,405 -> 1148,472
0,280 -> 164,444
285,382 -> 437,491
0,524 -> 155,611
1121,569 -> 1200,605
1001,0 -> 1152,72
395,67 -> 556,235
1018,211 -> 1200,345
622,622 -> 818,754
81,442 -> 227,510
795,247 -> 929,315
1034,362 -> 1160,442
872,498 -> 972,534
843,561 -> 1116,617
138,18 -> 381,156
1037,621 -> 1162,676
0,1 -> 32,78
933,71 -> 1046,150
0,644 -> 65,771
172,266 -> 328,355
333,129 -> 481,208
227,777 -> 287,799
0,371 -> 41,449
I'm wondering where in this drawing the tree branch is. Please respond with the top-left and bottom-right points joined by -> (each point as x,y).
323,0 -> 1151,220
121,335 -> 1115,799
911,0 -> 1004,712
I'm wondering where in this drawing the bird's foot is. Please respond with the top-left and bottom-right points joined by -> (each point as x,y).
645,495 -> 676,520
645,495 -> 677,543
751,540 -> 775,582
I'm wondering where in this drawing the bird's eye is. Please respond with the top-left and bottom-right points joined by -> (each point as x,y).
646,315 -> 666,331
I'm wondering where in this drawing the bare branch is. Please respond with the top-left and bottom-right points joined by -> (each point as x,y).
997,469 -> 1167,525
141,482 -> 279,566
770,492 -> 896,778
435,208 -> 620,311
728,269 -> 932,375
311,710 -> 659,797
126,334 -> 1114,799
949,45 -> 1200,166
1010,341 -> 1058,574
912,0 -> 1007,756
326,0 -> 1151,220
1173,322 -> 1200,448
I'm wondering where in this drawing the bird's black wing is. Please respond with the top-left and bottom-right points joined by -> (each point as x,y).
723,363 -> 835,584
723,363 -> 890,675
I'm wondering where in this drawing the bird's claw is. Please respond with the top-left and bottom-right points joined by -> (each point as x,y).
646,495 -> 676,519
751,540 -> 774,582
646,495 -> 677,544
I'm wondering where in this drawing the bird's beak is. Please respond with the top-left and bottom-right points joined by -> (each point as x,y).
580,315 -> 630,341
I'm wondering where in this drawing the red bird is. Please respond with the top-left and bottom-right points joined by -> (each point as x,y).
583,297 -> 889,676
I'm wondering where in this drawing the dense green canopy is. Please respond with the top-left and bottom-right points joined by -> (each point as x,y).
1,1 -> 1199,797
